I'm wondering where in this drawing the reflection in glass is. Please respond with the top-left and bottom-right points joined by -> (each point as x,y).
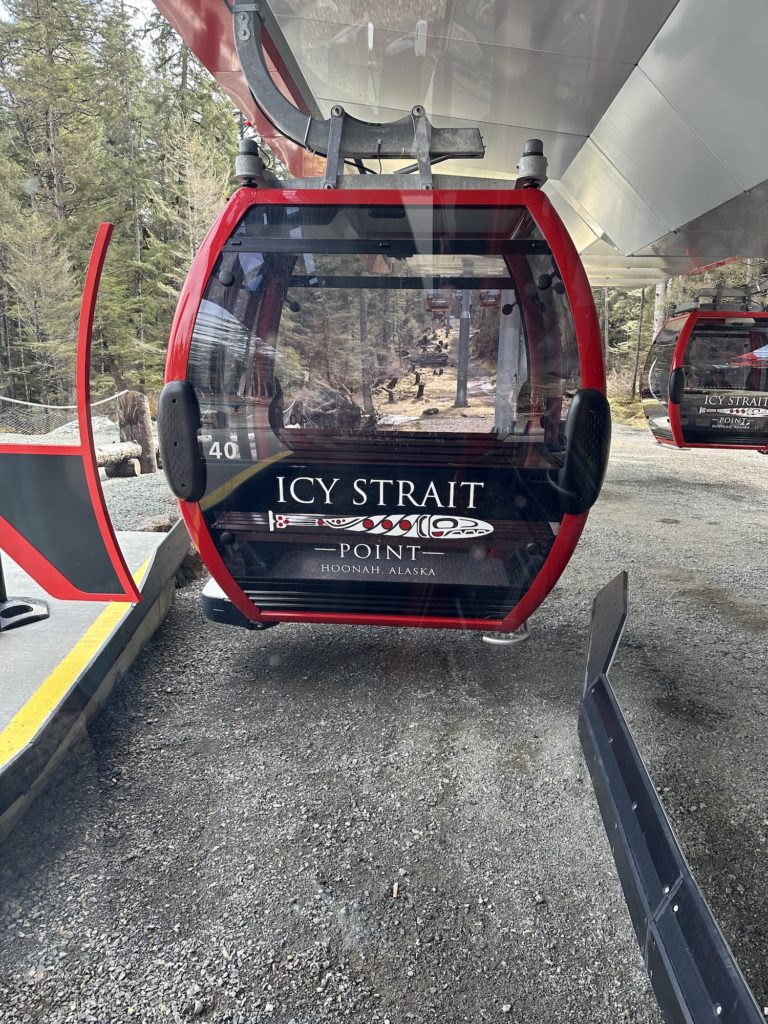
183,200 -> 588,619
189,202 -> 581,464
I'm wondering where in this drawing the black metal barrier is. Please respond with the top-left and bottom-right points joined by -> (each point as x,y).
578,573 -> 763,1024
0,551 -> 49,632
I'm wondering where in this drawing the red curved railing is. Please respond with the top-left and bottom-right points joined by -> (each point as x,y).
0,224 -> 140,602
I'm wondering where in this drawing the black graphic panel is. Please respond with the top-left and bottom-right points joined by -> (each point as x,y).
0,452 -> 124,595
201,446 -> 561,618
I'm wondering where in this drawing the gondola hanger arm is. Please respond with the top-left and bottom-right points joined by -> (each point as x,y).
232,1 -> 485,188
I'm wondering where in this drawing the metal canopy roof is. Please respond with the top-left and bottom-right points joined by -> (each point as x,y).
153,0 -> 768,286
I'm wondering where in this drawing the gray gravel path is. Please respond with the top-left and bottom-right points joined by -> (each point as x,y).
0,425 -> 765,1024
100,470 -> 179,531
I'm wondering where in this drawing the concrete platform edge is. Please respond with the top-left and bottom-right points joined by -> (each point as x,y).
0,522 -> 190,843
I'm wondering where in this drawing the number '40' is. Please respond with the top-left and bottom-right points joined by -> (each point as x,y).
208,440 -> 239,460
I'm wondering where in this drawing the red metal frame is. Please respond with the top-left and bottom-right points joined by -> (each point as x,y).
0,444 -> 82,457
0,224 -> 140,602
0,517 -> 95,602
500,513 -> 588,632
664,309 -> 768,451
667,314 -> 691,446
165,186 -> 604,631
77,225 -> 140,600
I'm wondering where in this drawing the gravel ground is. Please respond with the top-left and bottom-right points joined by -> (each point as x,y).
100,470 -> 179,531
0,425 -> 766,1024
0,415 -> 122,448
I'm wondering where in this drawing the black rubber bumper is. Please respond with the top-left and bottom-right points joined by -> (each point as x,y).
578,573 -> 763,1024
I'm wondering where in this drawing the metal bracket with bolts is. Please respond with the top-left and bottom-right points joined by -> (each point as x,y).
232,1 -> 484,188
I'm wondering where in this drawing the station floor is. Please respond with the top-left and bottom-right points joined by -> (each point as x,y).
0,528 -> 188,844
0,427 -> 765,1024
1,533 -> 163,741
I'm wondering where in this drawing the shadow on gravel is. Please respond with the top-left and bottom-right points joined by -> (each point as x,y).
214,620 -> 590,712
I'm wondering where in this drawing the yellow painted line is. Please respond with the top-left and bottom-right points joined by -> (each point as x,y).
0,558 -> 152,772
200,448 -> 288,510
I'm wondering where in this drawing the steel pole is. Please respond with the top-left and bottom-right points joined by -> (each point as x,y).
455,290 -> 470,407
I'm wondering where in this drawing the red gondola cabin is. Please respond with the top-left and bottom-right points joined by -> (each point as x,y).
159,185 -> 609,632
642,310 -> 768,450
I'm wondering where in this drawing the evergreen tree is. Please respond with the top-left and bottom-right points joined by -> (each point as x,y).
0,0 -> 242,401
1,211 -> 78,402
0,0 -> 101,225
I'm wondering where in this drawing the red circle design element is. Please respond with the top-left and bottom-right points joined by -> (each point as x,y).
400,520 -> 412,530
316,518 -> 324,527
363,518 -> 374,529
382,520 -> 393,529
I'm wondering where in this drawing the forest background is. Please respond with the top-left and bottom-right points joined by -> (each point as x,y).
1,0 -> 764,419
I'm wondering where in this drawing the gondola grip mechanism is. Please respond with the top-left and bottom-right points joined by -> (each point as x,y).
232,0 -> 484,184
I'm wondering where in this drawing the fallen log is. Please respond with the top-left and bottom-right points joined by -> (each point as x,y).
95,441 -> 141,468
104,457 -> 141,479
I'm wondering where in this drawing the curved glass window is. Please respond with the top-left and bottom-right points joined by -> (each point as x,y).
188,203 -> 581,460
642,322 -> 681,440
184,199 -> 588,621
